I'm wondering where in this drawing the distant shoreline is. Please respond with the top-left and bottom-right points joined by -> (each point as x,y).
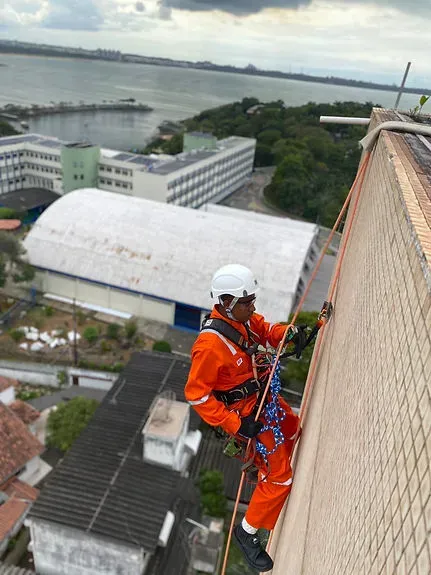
1,44 -> 430,96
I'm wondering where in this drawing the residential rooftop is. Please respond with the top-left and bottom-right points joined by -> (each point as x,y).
29,352 -> 200,554
0,403 -> 44,484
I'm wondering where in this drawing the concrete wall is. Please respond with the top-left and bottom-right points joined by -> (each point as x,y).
0,359 -> 117,389
39,271 -> 175,325
28,519 -> 149,575
61,145 -> 100,194
270,123 -> 431,573
0,384 -> 15,405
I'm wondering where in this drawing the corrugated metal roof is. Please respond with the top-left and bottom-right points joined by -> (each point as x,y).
28,352 -> 199,554
23,188 -> 317,322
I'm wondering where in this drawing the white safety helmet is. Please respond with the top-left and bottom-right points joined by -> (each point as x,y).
210,264 -> 259,301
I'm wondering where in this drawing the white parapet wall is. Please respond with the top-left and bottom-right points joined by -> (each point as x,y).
0,359 -> 118,389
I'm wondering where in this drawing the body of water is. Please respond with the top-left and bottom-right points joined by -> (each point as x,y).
0,54 -> 427,150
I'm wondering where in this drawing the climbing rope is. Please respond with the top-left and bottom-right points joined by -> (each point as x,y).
255,360 -> 286,466
219,150 -> 372,575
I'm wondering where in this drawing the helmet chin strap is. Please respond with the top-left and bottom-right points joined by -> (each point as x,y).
219,296 -> 239,320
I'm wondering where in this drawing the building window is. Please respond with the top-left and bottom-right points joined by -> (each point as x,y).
74,175 -> 78,180
107,167 -> 112,172
80,175 -> 84,180
100,178 -> 105,184
115,169 -> 120,174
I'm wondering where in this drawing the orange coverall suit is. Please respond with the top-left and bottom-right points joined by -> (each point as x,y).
184,306 -> 300,530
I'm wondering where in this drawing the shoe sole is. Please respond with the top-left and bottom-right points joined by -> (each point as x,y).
232,529 -> 274,572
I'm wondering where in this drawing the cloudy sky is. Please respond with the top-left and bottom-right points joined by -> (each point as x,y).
1,0 -> 430,85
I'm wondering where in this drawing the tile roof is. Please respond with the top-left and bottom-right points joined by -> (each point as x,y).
0,497 -> 28,541
0,220 -> 21,231
0,563 -> 35,575
2,478 -> 39,502
8,401 -> 40,425
29,352 -> 199,555
0,377 -> 18,393
0,403 -> 44,485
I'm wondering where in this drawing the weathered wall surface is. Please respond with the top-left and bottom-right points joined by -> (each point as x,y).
29,519 -> 149,575
270,121 -> 430,574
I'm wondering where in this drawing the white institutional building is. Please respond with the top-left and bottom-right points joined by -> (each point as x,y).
0,132 -> 256,208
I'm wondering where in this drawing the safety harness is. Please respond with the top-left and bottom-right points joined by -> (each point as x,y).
201,303 -> 333,477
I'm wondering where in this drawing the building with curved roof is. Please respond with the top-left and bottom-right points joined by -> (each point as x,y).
23,188 -> 317,329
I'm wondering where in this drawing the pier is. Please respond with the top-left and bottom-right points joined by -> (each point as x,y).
0,101 -> 153,121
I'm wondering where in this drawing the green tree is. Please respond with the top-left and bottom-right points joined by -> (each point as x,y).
0,208 -> 17,220
152,340 -> 172,353
197,469 -> 227,518
46,396 -> 99,452
0,232 -> 35,288
125,320 -> 137,339
83,326 -> 99,344
0,120 -> 19,137
106,323 -> 121,340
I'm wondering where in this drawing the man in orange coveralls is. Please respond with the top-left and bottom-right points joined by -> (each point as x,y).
185,264 -> 301,572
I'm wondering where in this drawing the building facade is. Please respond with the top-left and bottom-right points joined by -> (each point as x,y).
0,133 -> 256,207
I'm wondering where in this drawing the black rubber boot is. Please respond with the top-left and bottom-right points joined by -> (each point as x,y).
233,523 -> 274,572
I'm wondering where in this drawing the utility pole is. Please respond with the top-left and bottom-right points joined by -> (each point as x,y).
395,62 -> 412,110
72,298 -> 78,367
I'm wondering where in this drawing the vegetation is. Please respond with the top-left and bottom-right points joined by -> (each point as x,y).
409,95 -> 430,119
152,340 -> 172,353
44,305 -> 54,317
106,323 -> 121,340
0,120 -> 19,137
57,370 -> 68,387
0,207 -> 17,220
9,328 -> 25,343
279,310 -> 320,395
144,98 -> 376,226
77,359 -> 124,372
76,309 -> 87,325
46,396 -> 99,452
124,320 -> 138,339
197,469 -> 227,518
0,232 -> 35,288
83,326 -> 99,344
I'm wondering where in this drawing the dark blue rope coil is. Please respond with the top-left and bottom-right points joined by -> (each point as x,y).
255,360 -> 286,466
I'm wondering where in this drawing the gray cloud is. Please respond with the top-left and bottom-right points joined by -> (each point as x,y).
135,1 -> 145,11
160,0 -> 431,17
161,0 -> 309,16
42,0 -> 104,31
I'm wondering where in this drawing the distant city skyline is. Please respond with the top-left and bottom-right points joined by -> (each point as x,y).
0,1 -> 430,88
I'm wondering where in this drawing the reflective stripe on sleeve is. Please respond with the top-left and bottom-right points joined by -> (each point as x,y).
188,394 -> 210,406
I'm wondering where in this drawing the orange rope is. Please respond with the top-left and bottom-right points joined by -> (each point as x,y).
219,150 -> 373,575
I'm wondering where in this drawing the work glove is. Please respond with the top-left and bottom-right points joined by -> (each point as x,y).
291,324 -> 308,359
238,416 -> 263,439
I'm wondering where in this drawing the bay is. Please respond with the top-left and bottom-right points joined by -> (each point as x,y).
0,53 -> 425,151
